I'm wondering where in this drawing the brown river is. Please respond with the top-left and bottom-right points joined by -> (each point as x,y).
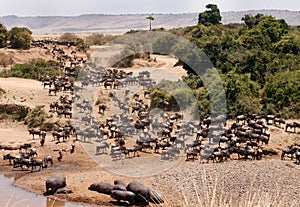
0,173 -> 90,207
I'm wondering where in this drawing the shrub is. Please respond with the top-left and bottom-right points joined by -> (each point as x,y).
24,105 -> 47,128
59,32 -> 78,43
0,52 -> 13,68
0,104 -> 29,121
150,80 -> 198,113
85,33 -> 117,45
0,58 -> 63,80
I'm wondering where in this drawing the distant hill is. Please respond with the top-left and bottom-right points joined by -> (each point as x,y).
0,10 -> 299,34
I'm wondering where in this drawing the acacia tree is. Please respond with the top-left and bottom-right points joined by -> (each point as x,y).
8,27 -> 32,49
198,4 -> 222,26
146,16 -> 154,31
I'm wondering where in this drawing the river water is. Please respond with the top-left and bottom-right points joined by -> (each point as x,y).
0,173 -> 90,207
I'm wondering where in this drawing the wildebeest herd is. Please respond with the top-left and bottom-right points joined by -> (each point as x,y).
68,61 -> 300,166
2,59 -> 300,180
3,146 -> 53,172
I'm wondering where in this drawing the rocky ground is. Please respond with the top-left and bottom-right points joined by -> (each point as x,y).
0,54 -> 299,207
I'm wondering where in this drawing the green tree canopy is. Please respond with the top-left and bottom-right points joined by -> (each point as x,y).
8,27 -> 32,49
274,34 -> 300,55
198,4 -> 222,26
0,23 -> 7,48
263,70 -> 300,118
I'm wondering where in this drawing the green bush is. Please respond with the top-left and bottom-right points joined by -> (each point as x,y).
0,104 -> 29,121
24,105 -> 47,128
0,59 -> 63,80
150,80 -> 198,113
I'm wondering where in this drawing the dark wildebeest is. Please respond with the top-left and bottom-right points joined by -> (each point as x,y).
28,128 -> 41,139
281,145 -> 298,160
285,122 -> 300,133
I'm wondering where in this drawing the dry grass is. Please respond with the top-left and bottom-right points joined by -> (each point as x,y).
155,167 -> 299,207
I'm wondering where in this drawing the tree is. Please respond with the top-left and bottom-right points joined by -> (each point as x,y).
0,23 -> 7,48
241,13 -> 265,29
146,16 -> 154,31
8,27 -> 32,49
240,15 -> 288,50
263,70 -> 300,118
198,4 -> 222,26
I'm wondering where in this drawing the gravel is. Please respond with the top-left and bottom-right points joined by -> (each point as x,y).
151,159 -> 300,207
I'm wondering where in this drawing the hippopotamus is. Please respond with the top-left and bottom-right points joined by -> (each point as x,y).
126,181 -> 151,203
113,184 -> 127,191
45,174 -> 66,195
88,182 -> 114,195
114,179 -> 127,187
56,188 -> 73,194
126,181 -> 165,204
110,190 -> 136,204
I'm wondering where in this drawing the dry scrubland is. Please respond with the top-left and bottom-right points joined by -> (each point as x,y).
0,46 -> 299,207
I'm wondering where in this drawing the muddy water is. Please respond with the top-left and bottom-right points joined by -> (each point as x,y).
0,173 -> 90,207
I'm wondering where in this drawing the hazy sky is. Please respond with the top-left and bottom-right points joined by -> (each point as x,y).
1,0 -> 299,16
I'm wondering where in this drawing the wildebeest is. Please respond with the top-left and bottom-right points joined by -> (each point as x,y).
161,147 -> 180,159
281,145 -> 298,160
3,154 -> 18,165
98,104 -> 107,114
19,143 -> 32,152
28,128 -> 41,139
43,155 -> 53,167
186,149 -> 201,161
285,122 -> 300,133
296,149 -> 300,165
30,158 -> 44,172
95,141 -> 110,155
124,145 -> 142,157
13,157 -> 31,170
